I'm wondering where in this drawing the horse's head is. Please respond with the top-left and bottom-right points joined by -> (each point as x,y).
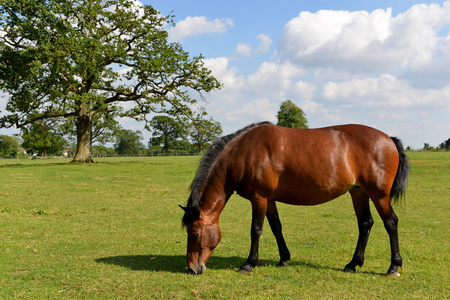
181,205 -> 221,274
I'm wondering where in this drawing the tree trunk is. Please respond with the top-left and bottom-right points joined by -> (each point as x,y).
163,136 -> 169,156
197,143 -> 204,154
72,106 -> 95,163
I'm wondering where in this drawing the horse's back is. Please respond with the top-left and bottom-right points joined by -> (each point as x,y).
227,124 -> 399,205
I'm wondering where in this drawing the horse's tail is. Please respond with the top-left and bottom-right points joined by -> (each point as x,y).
389,137 -> 410,204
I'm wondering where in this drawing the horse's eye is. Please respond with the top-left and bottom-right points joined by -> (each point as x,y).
192,233 -> 199,240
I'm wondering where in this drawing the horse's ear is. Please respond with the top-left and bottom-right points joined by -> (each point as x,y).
179,205 -> 187,212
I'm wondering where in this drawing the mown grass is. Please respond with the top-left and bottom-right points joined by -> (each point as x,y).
0,152 -> 448,299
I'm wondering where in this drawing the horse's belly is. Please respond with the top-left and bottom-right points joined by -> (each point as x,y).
270,174 -> 353,206
272,189 -> 345,206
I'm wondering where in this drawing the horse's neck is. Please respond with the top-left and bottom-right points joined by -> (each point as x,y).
199,167 -> 231,221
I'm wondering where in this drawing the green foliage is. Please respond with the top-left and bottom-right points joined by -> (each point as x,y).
113,129 -> 145,155
276,100 -> 308,129
0,134 -> 20,156
91,144 -> 116,156
439,137 -> 450,150
189,111 -> 223,153
150,115 -> 187,155
21,120 -> 67,156
0,153 -> 448,298
0,0 -> 221,161
423,143 -> 432,151
150,110 -> 223,155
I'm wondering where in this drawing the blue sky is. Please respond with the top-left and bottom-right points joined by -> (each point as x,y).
142,0 -> 450,149
1,0 -> 449,149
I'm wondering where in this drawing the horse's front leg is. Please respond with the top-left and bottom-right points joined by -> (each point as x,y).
239,199 -> 267,274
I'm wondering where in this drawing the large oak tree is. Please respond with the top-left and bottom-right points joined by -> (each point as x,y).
0,0 -> 221,162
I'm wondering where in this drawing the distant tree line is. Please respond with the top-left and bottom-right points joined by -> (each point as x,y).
2,98 -> 449,157
419,138 -> 450,152
439,138 -> 450,151
0,135 -> 22,157
0,114 -> 222,157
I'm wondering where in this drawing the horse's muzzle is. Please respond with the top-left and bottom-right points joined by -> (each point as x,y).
188,264 -> 206,275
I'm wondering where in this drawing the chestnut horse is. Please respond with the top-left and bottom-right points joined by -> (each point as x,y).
181,122 -> 409,277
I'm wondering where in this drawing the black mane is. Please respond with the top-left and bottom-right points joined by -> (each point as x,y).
182,122 -> 271,226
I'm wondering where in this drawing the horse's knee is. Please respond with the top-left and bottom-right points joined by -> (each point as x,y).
360,217 -> 374,232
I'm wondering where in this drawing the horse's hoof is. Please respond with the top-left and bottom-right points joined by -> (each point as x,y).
386,271 -> 400,278
238,268 -> 252,275
343,266 -> 356,273
278,261 -> 289,267
238,263 -> 253,274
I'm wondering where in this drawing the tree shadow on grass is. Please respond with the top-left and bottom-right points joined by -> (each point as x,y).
0,161 -> 70,168
95,255 -> 385,276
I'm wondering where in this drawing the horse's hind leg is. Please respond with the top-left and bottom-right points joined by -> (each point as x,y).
344,188 -> 374,273
372,198 -> 403,277
266,201 -> 290,267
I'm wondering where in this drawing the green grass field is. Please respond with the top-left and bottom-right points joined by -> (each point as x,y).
0,152 -> 449,299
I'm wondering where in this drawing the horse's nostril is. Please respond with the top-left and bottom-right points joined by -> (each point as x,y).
188,268 -> 197,275
198,264 -> 206,275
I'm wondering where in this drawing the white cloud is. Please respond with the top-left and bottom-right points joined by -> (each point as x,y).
300,100 -> 345,124
293,81 -> 317,100
201,48 -> 449,148
232,33 -> 273,58
202,57 -> 245,90
168,16 -> 233,42
255,33 -> 272,54
402,32 -> 450,88
247,62 -> 307,96
277,3 -> 450,76
235,43 -> 252,57
225,98 -> 278,123
278,9 -> 393,70
322,74 -> 450,109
